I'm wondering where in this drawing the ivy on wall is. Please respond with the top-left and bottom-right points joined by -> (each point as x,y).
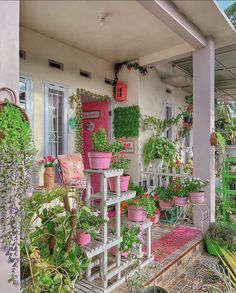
113,105 -> 141,138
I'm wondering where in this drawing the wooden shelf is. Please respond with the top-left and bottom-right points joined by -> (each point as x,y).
84,169 -> 123,178
90,190 -> 136,206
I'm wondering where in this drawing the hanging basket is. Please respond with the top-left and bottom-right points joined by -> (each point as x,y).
0,87 -> 29,122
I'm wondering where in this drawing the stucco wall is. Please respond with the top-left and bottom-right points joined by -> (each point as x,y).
0,2 -> 19,292
20,27 -> 114,184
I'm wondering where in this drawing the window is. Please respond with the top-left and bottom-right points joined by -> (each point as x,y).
19,76 -> 34,128
44,83 -> 68,159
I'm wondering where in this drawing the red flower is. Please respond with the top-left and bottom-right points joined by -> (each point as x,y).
152,195 -> 158,201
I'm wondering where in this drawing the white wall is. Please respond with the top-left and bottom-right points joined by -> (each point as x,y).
0,2 -> 20,292
20,27 -> 114,183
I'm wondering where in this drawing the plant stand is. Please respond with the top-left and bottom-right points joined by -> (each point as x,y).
159,205 -> 180,224
221,157 -> 236,224
75,169 -> 153,293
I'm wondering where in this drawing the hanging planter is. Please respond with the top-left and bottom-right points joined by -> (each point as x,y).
0,87 -> 35,284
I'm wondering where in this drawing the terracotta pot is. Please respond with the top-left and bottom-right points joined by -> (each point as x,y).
110,247 -> 129,258
173,196 -> 188,207
210,132 -> 217,146
43,167 -> 54,189
189,192 -> 205,204
128,205 -> 147,222
88,152 -> 112,169
109,175 -> 130,192
159,200 -> 173,210
76,230 -> 91,247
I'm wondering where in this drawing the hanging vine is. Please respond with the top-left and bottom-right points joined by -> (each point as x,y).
0,101 -> 36,285
69,88 -> 112,154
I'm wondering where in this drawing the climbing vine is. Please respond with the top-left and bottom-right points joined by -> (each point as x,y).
77,88 -> 110,102
0,101 -> 36,284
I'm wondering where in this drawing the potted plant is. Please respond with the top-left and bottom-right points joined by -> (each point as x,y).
154,186 -> 173,210
166,180 -> 189,207
109,155 -> 131,192
39,155 -> 57,189
20,187 -> 89,292
142,286 -> 168,293
183,177 -> 209,204
142,136 -> 177,169
204,223 -> 236,256
128,195 -> 156,222
111,225 -> 143,258
76,206 -> 108,246
88,128 -> 124,169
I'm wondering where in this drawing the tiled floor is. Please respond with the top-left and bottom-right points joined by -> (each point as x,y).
113,222 -> 204,293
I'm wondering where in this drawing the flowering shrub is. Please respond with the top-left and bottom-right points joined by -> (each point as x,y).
154,186 -> 172,202
40,155 -> 57,167
183,177 -> 209,193
166,180 -> 188,198
128,195 -> 156,218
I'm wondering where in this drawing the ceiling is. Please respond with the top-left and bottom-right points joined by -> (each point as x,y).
163,44 -> 236,101
20,0 -> 185,63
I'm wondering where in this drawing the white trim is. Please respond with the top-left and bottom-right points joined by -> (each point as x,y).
19,75 -> 34,132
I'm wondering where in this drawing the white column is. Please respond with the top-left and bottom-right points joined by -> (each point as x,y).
0,1 -> 19,292
193,37 -> 215,225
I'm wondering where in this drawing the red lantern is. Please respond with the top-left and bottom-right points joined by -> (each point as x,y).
115,81 -> 127,101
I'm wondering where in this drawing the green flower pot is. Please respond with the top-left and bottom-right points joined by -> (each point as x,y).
204,239 -> 226,256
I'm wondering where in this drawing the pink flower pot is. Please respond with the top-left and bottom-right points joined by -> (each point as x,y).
159,200 -> 173,210
173,196 -> 188,207
108,209 -> 116,218
76,230 -> 91,247
109,175 -> 130,192
88,152 -> 112,169
110,247 -> 129,258
128,205 -> 147,222
189,192 -> 205,204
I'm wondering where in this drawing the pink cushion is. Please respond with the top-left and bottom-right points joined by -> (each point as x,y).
57,153 -> 86,189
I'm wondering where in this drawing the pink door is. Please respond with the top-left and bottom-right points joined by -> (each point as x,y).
82,101 -> 110,192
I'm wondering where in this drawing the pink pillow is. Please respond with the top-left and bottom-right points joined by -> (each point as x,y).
57,153 -> 86,189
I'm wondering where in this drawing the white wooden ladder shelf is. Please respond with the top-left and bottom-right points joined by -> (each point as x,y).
75,169 -> 154,293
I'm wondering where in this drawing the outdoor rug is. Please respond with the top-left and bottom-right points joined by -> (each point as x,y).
144,226 -> 201,262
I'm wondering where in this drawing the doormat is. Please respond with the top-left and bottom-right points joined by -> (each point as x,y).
144,226 -> 201,262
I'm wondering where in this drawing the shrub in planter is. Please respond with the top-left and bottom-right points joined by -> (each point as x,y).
155,186 -> 173,210
128,195 -> 156,222
111,224 -> 143,257
204,222 -> 236,256
76,206 -> 108,246
166,180 -> 189,207
20,187 -> 89,292
142,136 -> 177,166
109,155 -> 131,192
183,177 -> 209,204
88,128 -> 124,169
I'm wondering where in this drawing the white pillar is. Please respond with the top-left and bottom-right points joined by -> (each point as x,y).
0,1 -> 19,292
193,37 -> 215,225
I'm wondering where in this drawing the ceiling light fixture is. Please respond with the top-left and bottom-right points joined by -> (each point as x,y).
98,12 -> 108,26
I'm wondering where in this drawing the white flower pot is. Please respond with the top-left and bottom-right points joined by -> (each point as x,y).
226,145 -> 236,157
153,158 -> 163,170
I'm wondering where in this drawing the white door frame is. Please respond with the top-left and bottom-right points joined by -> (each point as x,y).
44,82 -> 68,156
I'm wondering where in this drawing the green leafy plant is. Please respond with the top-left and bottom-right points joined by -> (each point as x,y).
91,128 -> 124,154
111,155 -> 131,174
166,180 -> 188,198
0,102 -> 36,284
119,225 -> 143,253
77,207 -> 107,239
142,136 -> 177,165
154,186 -> 172,202
113,105 -> 141,138
128,195 -> 156,218
183,177 -> 209,193
204,223 -> 236,250
128,182 -> 145,197
21,187 -> 89,293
